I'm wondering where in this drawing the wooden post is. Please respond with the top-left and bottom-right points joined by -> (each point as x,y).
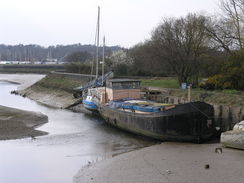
188,84 -> 191,102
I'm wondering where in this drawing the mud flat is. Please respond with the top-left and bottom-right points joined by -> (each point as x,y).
0,105 -> 48,140
0,74 -> 48,140
74,142 -> 244,183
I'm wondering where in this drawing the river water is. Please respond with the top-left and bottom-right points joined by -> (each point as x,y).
0,80 -> 156,183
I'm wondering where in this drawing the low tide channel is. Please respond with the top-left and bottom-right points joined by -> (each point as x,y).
0,80 -> 156,183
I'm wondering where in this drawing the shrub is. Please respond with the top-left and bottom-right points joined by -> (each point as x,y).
200,63 -> 244,90
200,74 -> 224,90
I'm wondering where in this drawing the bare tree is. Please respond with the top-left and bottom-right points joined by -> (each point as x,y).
128,41 -> 170,76
151,14 -> 209,85
221,0 -> 244,48
206,0 -> 244,52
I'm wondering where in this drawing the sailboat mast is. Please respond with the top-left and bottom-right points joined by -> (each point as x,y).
91,26 -> 97,78
102,36 -> 105,80
96,6 -> 100,79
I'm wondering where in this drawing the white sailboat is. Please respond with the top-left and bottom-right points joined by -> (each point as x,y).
83,6 -> 103,111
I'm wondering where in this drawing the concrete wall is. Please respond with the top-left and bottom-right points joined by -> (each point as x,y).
145,94 -> 244,132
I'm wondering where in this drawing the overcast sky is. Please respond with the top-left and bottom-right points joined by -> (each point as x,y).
0,0 -> 220,48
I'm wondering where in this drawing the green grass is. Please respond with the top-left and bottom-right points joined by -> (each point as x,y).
170,88 -> 244,107
34,74 -> 86,93
141,77 -> 244,107
141,78 -> 179,89
222,89 -> 241,95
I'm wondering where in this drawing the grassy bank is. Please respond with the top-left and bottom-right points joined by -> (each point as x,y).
141,77 -> 244,107
20,73 -> 89,108
171,89 -> 244,107
35,74 -> 85,93
141,77 -> 179,89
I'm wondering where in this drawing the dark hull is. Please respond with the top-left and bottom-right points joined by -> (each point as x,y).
99,101 -> 214,143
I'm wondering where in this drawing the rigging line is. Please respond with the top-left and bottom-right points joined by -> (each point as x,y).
189,102 -> 212,119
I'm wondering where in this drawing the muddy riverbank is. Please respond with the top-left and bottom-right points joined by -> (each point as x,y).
0,105 -> 48,140
74,142 -> 244,183
0,73 -> 80,109
0,74 -> 48,140
18,73 -> 88,109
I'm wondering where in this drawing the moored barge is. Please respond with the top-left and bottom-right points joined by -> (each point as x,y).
100,100 -> 214,143
95,79 -> 215,143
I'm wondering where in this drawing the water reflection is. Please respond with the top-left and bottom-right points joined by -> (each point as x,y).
0,80 -> 156,183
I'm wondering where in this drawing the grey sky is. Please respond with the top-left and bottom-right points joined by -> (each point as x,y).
0,0 -> 220,48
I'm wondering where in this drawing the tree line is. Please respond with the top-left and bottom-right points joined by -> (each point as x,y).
0,43 -> 121,62
110,0 -> 244,90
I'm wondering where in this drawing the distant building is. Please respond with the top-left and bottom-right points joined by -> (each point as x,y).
34,61 -> 42,64
0,61 -> 31,65
0,61 -> 8,64
44,58 -> 58,64
19,61 -> 31,64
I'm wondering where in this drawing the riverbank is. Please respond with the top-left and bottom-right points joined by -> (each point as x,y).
19,72 -> 89,110
0,74 -> 49,140
74,142 -> 244,183
0,105 -> 48,140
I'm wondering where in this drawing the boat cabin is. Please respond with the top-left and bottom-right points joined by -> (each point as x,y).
106,79 -> 141,101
